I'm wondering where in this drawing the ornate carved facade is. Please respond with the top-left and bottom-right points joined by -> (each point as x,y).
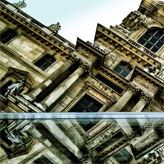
0,0 -> 164,163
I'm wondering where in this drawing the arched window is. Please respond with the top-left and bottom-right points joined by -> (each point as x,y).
114,62 -> 132,78
138,28 -> 164,52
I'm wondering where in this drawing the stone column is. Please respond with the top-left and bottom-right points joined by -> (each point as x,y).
116,119 -> 134,136
41,66 -> 84,108
109,87 -> 136,112
28,60 -> 73,100
23,124 -> 72,164
43,120 -> 84,160
131,94 -> 150,112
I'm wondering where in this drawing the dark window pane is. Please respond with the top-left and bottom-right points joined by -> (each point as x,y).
34,156 -> 53,164
70,95 -> 102,130
114,63 -> 132,78
80,97 -> 91,107
95,74 -> 123,94
156,41 -> 163,48
35,54 -> 55,70
143,34 -> 150,40
70,95 -> 102,113
149,30 -> 156,35
113,148 -> 133,163
150,37 -> 157,44
0,29 -> 17,43
145,43 -> 152,49
154,31 -> 162,38
120,71 -> 129,77
138,38 -> 145,45
138,28 -> 164,52
162,36 -> 164,43
90,104 -> 101,112
79,119 -> 100,131
114,67 -> 122,73
71,105 -> 84,112
151,47 -> 159,52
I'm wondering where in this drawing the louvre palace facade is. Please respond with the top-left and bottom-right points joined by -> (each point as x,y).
0,0 -> 164,163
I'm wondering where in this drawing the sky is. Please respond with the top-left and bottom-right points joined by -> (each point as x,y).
8,0 -> 141,44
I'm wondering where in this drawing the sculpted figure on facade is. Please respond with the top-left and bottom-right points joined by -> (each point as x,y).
121,11 -> 147,31
105,53 -> 118,67
48,22 -> 61,33
5,78 -> 26,96
13,0 -> 26,9
5,129 -> 25,147
157,63 -> 164,80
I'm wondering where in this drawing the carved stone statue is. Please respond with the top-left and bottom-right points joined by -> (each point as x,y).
5,129 -> 26,147
157,63 -> 164,80
13,0 -> 27,9
105,53 -> 118,67
5,78 -> 26,96
48,22 -> 61,33
121,11 -> 147,31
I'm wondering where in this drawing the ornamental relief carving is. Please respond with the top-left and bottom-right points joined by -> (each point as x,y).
132,130 -> 158,151
86,77 -> 120,101
87,123 -> 119,149
105,52 -> 118,68
133,75 -> 158,95
77,47 -> 95,60
120,11 -> 147,31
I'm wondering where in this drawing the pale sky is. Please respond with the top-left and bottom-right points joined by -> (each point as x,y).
8,0 -> 141,44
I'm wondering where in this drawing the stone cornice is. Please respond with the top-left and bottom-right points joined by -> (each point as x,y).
132,66 -> 164,89
100,66 -> 129,87
0,1 -> 74,58
76,38 -> 106,66
95,24 -> 161,68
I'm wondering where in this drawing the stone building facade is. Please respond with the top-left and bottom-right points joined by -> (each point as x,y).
0,0 -> 164,163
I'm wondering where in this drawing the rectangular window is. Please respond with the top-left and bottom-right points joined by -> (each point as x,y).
113,148 -> 133,163
95,73 -> 123,94
70,94 -> 102,131
95,131 -> 124,152
0,29 -> 17,43
33,156 -> 53,164
70,94 -> 102,112
35,54 -> 55,71
78,118 -> 101,131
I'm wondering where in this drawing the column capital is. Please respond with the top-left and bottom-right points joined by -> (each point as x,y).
140,92 -> 151,105
126,84 -> 139,95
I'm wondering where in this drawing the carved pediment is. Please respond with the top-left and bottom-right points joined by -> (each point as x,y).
131,66 -> 164,98
1,67 -> 36,89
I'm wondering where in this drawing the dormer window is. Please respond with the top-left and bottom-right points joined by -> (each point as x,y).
114,62 -> 132,78
138,28 -> 164,52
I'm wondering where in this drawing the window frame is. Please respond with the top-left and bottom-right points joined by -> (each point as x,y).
34,54 -> 56,71
95,73 -> 124,94
113,61 -> 132,78
138,28 -> 164,53
69,93 -> 103,131
69,94 -> 103,113
0,28 -> 17,44
33,155 -> 53,164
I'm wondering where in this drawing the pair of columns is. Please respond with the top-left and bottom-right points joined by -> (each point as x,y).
23,121 -> 84,163
28,60 -> 86,109
41,65 -> 85,108
131,94 -> 150,112
109,86 -> 150,112
28,60 -> 73,100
